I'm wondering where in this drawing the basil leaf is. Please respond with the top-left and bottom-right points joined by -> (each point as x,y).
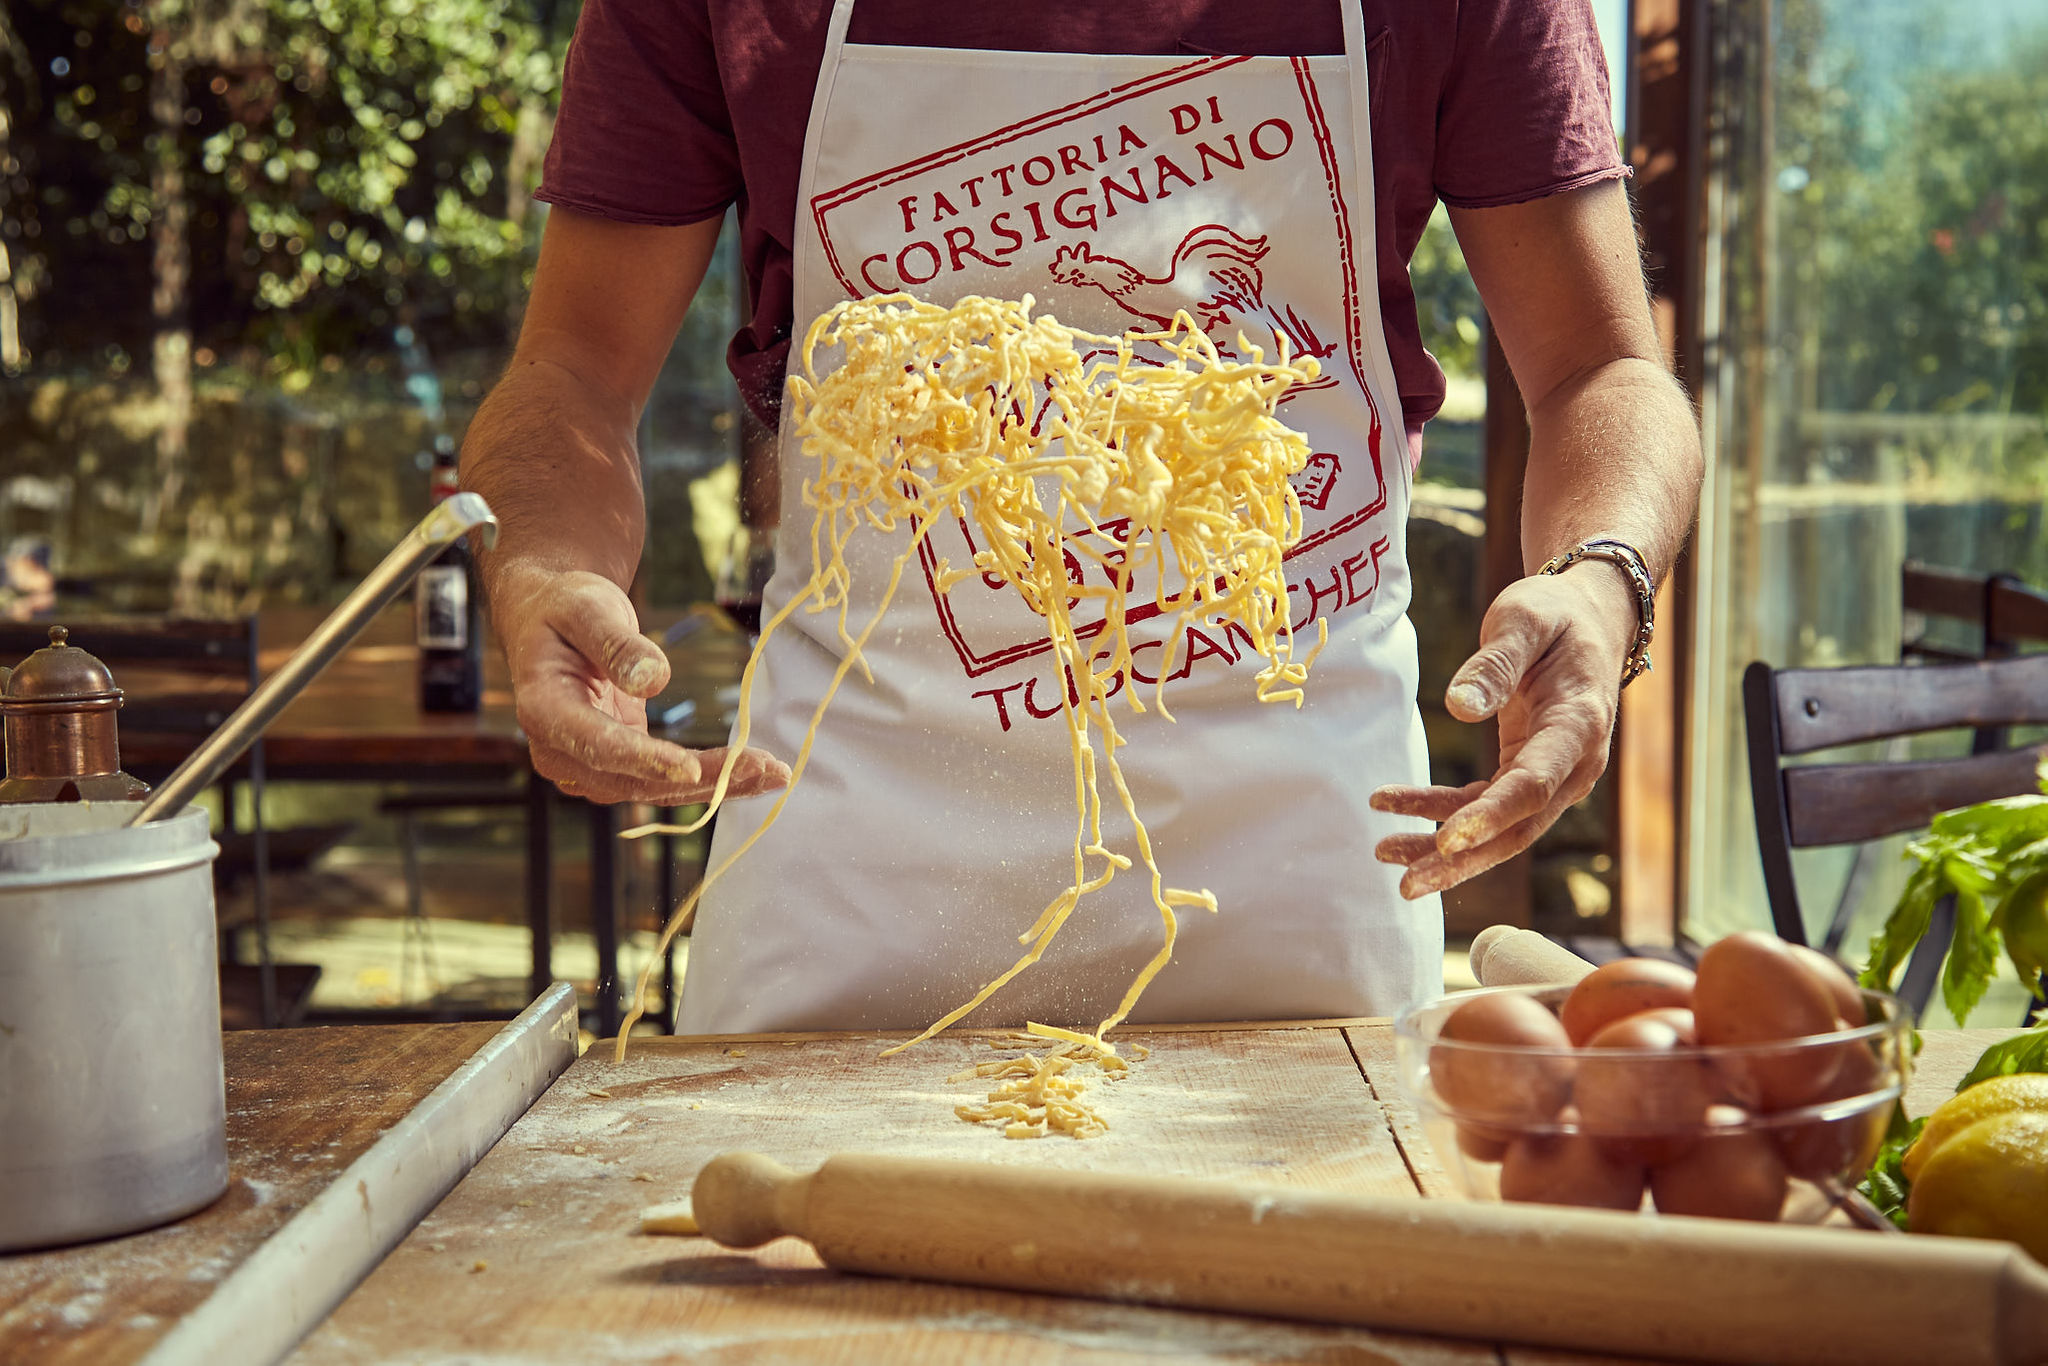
1863,859 -> 1943,990
1996,871 -> 2048,999
1867,856 -> 1941,995
1932,794 -> 2048,848
1941,884 -> 2001,1025
1955,1026 -> 2048,1093
1856,758 -> 2048,1019
1856,1114 -> 1927,1231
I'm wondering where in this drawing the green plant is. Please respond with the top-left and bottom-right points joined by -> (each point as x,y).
1859,757 -> 2048,1024
1955,1026 -> 2048,1093
1857,1113 -> 1926,1231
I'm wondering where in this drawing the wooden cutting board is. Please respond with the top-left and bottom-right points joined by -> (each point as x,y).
291,1023 -> 1506,1365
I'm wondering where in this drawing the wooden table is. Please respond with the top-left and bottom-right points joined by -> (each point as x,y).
0,1023 -> 503,1366
0,1020 -> 2020,1364
284,1020 -> 2023,1366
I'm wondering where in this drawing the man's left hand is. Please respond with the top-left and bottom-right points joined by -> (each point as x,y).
1369,562 -> 1637,898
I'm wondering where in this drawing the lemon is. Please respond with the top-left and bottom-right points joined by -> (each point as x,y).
1900,1074 -> 2048,1183
1906,1112 -> 2048,1262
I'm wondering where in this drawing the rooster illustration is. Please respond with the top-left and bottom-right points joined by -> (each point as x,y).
1048,224 -> 1269,334
1047,224 -> 1339,392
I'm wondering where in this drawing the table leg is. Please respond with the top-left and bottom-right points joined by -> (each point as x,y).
250,748 -> 277,1030
588,800 -> 621,1039
526,772 -> 554,1002
218,779 -> 242,968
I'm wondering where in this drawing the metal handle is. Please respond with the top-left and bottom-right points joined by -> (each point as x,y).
130,493 -> 499,826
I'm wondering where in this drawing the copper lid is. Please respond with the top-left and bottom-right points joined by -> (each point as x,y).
2,626 -> 123,708
0,626 -> 149,803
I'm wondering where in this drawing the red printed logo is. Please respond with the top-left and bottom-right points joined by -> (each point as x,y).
809,56 -> 1389,688
1047,227 -> 1339,391
1295,451 -> 1341,511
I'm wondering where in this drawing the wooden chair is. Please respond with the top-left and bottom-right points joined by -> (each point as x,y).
1902,560 -> 2048,669
1772,564 -> 2048,951
0,618 -> 328,1026
1744,652 -> 2048,1022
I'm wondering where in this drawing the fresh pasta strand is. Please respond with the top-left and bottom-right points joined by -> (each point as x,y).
617,294 -> 1324,1113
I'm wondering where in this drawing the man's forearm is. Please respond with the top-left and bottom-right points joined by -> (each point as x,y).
461,355 -> 647,612
1367,186 -> 1705,893
1520,356 -> 1702,588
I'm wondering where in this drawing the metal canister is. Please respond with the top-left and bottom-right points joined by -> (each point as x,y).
0,626 -> 151,804
0,803 -> 226,1251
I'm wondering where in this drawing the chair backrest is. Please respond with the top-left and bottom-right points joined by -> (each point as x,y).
1903,560 -> 2048,663
1744,653 -> 2048,952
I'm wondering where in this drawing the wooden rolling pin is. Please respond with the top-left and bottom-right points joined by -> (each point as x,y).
1469,923 -> 1598,987
693,1152 -> 2048,1366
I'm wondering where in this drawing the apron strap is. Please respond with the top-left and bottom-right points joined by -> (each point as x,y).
1340,0 -> 1373,186
796,0 -> 862,220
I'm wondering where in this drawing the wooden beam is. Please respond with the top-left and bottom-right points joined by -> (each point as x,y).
1616,0 -> 1706,946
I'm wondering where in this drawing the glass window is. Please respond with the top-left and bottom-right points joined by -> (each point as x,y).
1689,0 -> 2048,1020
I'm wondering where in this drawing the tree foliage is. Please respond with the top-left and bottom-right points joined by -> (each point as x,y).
5,0 -> 569,377
1777,9 -> 2048,424
1409,204 -> 1483,383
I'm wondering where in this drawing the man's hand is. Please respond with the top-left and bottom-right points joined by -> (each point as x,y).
1370,562 -> 1634,898
460,211 -> 779,808
496,564 -> 789,806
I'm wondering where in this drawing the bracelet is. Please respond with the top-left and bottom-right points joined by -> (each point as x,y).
1537,537 -> 1657,687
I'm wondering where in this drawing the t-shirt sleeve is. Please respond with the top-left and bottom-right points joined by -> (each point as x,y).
534,0 -> 739,226
1433,0 -> 1627,209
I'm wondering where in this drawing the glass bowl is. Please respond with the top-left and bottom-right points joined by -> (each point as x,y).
1392,983 -> 1911,1222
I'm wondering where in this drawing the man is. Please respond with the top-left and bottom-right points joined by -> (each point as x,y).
465,0 -> 1703,1033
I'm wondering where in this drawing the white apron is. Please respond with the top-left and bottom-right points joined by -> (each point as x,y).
679,0 -> 1442,1034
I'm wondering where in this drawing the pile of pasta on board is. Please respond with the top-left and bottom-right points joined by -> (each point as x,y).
619,292 -> 1323,1136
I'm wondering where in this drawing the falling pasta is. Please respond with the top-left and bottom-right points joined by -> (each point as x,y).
617,293 -> 1323,1130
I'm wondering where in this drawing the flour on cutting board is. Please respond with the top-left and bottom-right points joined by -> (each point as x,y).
578,1037 -> 1270,1162
489,1031 -> 1392,1181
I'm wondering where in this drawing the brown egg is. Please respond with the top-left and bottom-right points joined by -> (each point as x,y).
1559,958 -> 1698,1046
1772,1043 -> 1892,1181
1428,993 -> 1575,1138
1650,1106 -> 1790,1221
1454,1122 -> 1510,1163
1574,1010 -> 1715,1165
1784,943 -> 1866,1026
1623,1006 -> 1699,1044
1500,1113 -> 1647,1211
1693,931 -> 1844,1110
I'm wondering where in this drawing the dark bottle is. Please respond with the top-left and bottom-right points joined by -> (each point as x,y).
416,437 -> 483,713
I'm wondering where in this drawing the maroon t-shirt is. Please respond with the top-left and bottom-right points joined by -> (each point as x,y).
536,0 -> 1625,444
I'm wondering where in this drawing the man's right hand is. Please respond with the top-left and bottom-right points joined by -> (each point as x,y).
494,564 -> 790,806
